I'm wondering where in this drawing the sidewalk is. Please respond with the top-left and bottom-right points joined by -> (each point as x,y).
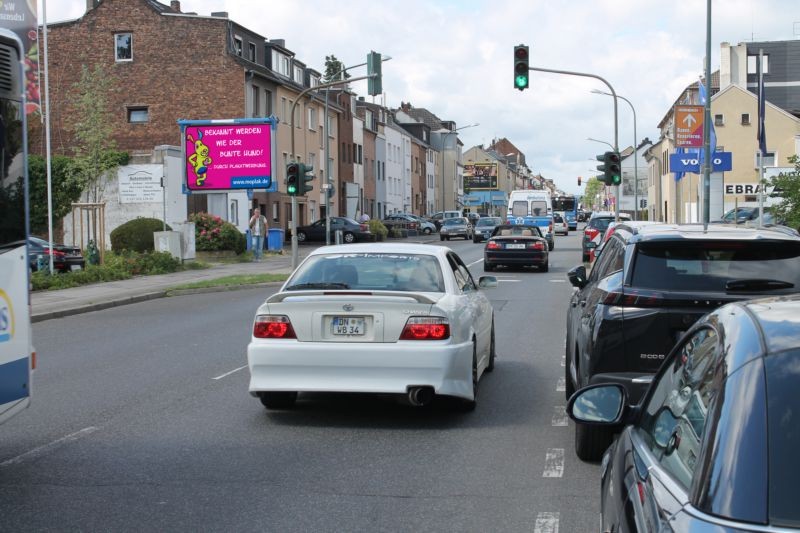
30,233 -> 441,322
30,247 -> 312,323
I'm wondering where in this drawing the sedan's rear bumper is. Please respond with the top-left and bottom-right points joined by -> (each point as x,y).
484,251 -> 547,267
247,339 -> 475,400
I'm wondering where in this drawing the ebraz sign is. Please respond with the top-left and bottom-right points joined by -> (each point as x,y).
724,183 -> 772,195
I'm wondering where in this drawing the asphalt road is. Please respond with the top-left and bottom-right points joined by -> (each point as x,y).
0,228 -> 601,532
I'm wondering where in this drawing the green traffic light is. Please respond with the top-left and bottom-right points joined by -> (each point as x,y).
515,75 -> 528,88
287,184 -> 297,194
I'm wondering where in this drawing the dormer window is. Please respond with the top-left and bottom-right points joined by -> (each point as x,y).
233,36 -> 242,57
272,50 -> 290,77
248,42 -> 256,62
115,33 -> 132,62
293,65 -> 303,83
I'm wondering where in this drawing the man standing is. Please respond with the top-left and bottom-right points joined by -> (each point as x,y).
249,208 -> 268,261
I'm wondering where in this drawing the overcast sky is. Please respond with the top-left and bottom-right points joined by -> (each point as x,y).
43,0 -> 800,195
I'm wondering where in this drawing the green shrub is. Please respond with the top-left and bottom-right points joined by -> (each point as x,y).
367,219 -> 388,240
190,212 -> 246,253
110,217 -> 171,253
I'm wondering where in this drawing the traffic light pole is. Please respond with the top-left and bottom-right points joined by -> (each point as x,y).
529,67 -> 620,221
289,73 -> 377,269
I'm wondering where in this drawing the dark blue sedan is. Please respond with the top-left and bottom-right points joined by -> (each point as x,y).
568,295 -> 800,532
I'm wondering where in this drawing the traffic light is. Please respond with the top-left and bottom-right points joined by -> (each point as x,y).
596,151 -> 621,185
286,162 -> 299,196
577,176 -> 582,187
367,51 -> 382,96
513,44 -> 529,91
299,163 -> 314,195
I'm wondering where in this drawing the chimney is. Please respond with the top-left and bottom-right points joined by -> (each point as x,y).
270,39 -> 286,48
170,0 -> 181,12
210,11 -> 228,18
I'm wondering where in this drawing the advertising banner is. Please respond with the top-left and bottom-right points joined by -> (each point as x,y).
464,162 -> 498,190
1,0 -> 39,115
182,120 -> 275,191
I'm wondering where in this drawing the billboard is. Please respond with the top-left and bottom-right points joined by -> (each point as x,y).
1,0 -> 39,115
180,119 -> 276,191
464,162 -> 498,190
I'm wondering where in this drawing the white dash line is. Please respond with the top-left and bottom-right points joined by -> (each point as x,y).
556,377 -> 566,392
1,426 -> 99,467
534,511 -> 560,533
560,354 -> 566,367
467,258 -> 484,267
552,406 -> 568,427
212,364 -> 248,380
549,279 -> 567,283
543,448 -> 565,478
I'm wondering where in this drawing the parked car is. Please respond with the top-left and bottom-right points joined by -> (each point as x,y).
382,214 -> 420,234
247,242 -> 498,411
553,213 -> 568,235
293,217 -> 371,244
472,216 -> 503,243
21,236 -> 85,273
429,210 -> 462,231
568,294 -> 800,532
439,217 -> 473,241
397,213 -> 436,234
582,211 -> 631,262
565,222 -> 800,460
483,224 -> 548,272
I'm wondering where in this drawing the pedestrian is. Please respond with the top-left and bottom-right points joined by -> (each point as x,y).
359,212 -> 370,223
249,208 -> 268,262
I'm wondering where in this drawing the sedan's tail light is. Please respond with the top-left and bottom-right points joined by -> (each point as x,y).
527,241 -> 545,250
44,248 -> 66,258
253,315 -> 297,339
359,224 -> 368,231
486,241 -> 501,250
400,317 -> 450,340
603,289 -> 663,307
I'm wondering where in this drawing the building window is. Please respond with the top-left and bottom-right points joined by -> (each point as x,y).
281,97 -> 287,123
127,107 -> 149,123
747,54 -> 769,74
308,107 -> 317,130
115,33 -> 132,62
272,201 -> 279,222
248,42 -> 256,62
251,86 -> 260,117
264,89 -> 273,116
233,36 -> 243,57
293,65 -> 303,83
756,151 -> 776,167
714,114 -> 724,126
741,113 -> 751,125
310,75 -> 319,88
272,51 -> 290,76
230,200 -> 239,225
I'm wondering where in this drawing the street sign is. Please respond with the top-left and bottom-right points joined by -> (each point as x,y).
674,105 -> 704,148
724,183 -> 773,195
669,151 -> 732,172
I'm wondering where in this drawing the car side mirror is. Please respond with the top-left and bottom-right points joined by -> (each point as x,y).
478,276 -> 497,289
567,384 -> 626,425
567,265 -> 587,288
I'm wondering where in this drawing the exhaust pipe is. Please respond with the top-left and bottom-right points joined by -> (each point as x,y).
407,386 -> 434,407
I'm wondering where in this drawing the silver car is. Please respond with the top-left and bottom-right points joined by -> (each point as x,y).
439,217 -> 473,241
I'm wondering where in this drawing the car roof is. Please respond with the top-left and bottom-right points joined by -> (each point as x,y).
307,242 -> 451,259
614,222 -> 800,243
742,294 -> 800,354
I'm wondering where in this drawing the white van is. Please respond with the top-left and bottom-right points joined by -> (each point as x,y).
506,190 -> 552,220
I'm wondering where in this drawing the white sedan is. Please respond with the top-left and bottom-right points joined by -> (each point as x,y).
247,243 -> 497,411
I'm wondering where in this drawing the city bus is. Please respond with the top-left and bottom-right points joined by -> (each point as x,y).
0,29 -> 34,425
552,194 -> 578,231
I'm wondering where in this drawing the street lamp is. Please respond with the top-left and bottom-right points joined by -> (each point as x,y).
587,137 -> 614,150
592,89 -> 638,220
440,123 -> 479,212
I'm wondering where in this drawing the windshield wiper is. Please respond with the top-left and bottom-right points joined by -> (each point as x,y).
725,279 -> 795,292
285,282 -> 351,291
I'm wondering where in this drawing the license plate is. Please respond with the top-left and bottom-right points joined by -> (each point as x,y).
506,243 -> 525,249
331,316 -> 365,336
70,264 -> 82,271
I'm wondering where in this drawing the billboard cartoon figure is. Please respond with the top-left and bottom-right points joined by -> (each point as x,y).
187,130 -> 212,186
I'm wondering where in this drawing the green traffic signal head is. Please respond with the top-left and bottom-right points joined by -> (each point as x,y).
286,162 -> 299,195
513,45 -> 529,91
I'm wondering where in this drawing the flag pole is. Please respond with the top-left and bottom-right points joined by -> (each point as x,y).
758,49 -> 765,226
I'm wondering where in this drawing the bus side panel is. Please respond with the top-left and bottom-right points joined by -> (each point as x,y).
0,243 -> 31,424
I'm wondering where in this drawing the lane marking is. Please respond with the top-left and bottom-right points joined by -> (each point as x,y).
534,512 -> 560,533
556,377 -> 566,392
543,448 -> 565,478
549,279 -> 567,283
552,406 -> 568,427
560,354 -> 566,367
467,258 -> 484,267
212,364 -> 248,380
1,426 -> 99,467
498,279 -> 521,283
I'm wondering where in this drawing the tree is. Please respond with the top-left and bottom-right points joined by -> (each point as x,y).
323,55 -> 351,83
769,154 -> 800,230
583,177 -> 605,210
70,64 -> 123,203
25,155 -> 86,236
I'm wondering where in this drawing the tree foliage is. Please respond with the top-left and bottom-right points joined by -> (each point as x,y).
768,154 -> 800,231
71,64 -> 122,202
323,55 -> 351,83
26,155 -> 86,235
583,177 -> 605,210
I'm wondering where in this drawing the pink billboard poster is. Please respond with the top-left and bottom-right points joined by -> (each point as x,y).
184,124 -> 273,190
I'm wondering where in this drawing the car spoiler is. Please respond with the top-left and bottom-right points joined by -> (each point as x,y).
267,290 -> 440,305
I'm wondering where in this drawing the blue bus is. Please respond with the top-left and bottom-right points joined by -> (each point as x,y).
0,29 -> 34,425
552,195 -> 578,231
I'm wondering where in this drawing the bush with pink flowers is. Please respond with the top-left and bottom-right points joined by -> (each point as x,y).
190,212 -> 246,254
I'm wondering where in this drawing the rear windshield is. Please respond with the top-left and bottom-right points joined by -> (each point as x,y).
589,217 -> 613,231
765,349 -> 800,527
631,241 -> 800,292
477,217 -> 501,227
286,253 -> 445,292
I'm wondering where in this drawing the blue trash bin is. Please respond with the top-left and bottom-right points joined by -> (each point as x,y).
245,229 -> 252,251
267,228 -> 284,251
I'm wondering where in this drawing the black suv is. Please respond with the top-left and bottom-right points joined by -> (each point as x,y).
565,222 -> 800,460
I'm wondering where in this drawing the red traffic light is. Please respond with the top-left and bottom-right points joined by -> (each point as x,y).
515,47 -> 528,60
